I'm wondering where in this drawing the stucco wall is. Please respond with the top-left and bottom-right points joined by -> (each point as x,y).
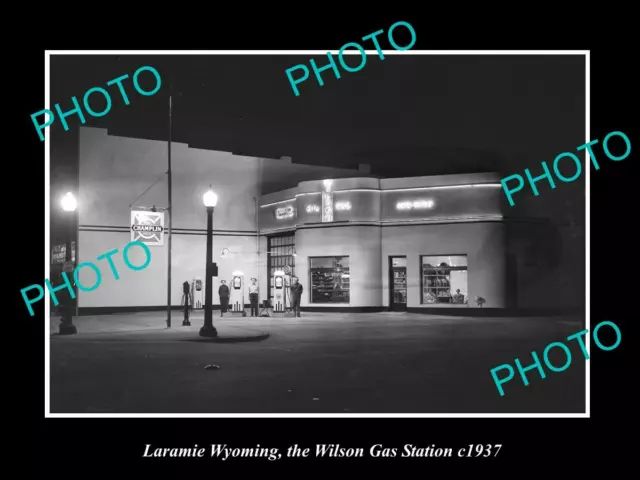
77,127 -> 268,308
295,226 -> 383,308
76,230 -> 267,308
382,223 -> 507,308
76,127 -> 365,309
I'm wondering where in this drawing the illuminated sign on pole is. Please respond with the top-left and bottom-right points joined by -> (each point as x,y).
396,199 -> 435,210
52,242 -> 76,264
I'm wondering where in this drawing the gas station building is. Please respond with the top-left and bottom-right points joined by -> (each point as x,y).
72,127 -> 583,315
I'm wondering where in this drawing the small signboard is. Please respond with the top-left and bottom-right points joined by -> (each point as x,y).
63,261 -> 75,273
131,210 -> 165,246
274,205 -> 295,220
52,242 -> 75,264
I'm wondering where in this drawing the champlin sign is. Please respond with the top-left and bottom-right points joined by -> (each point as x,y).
131,210 -> 165,246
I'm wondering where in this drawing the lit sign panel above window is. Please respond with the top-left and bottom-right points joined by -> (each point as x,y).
335,201 -> 351,211
396,199 -> 435,210
274,205 -> 295,219
306,204 -> 320,213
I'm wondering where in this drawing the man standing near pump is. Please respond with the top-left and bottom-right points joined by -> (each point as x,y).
249,277 -> 259,317
290,276 -> 303,318
218,280 -> 230,316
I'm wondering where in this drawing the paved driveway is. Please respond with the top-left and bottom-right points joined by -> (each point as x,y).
49,311 -> 586,414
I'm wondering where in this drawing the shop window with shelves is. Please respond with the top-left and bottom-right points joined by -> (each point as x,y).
310,256 -> 350,304
421,255 -> 468,304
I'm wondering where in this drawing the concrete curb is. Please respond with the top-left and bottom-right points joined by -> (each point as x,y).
182,333 -> 271,343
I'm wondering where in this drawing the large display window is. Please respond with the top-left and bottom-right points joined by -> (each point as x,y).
421,255 -> 468,304
310,256 -> 350,304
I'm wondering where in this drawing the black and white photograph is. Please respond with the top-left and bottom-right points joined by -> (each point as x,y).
14,11 -> 639,474
40,49 -> 593,416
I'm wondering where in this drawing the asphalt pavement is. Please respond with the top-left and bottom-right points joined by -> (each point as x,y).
49,311 -> 586,414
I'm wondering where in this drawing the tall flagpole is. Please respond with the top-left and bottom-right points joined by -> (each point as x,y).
167,88 -> 173,328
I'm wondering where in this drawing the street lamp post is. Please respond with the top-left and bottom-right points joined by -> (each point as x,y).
200,186 -> 218,338
59,192 -> 78,335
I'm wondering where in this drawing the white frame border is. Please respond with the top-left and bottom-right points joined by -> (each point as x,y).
44,50 -> 590,418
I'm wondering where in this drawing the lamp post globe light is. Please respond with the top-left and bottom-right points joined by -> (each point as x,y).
203,188 -> 218,208
200,186 -> 218,338
59,192 -> 77,335
61,192 -> 77,212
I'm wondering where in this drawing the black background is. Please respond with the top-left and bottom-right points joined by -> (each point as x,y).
16,12 -> 635,476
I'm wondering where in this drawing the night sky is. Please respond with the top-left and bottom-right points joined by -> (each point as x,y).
49,53 -> 586,240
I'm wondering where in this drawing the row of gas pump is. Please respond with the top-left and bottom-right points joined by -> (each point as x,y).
181,270 -> 293,323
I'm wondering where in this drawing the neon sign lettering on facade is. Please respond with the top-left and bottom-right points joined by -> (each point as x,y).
335,201 -> 351,211
306,204 -> 320,213
396,199 -> 435,210
275,205 -> 295,219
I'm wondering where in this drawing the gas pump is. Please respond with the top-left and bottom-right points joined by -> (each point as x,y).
272,270 -> 291,315
229,270 -> 247,317
192,277 -> 203,309
283,273 -> 293,316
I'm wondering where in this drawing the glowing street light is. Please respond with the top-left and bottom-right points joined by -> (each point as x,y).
200,185 -> 218,337
59,192 -> 78,335
61,192 -> 77,212
203,187 -> 218,208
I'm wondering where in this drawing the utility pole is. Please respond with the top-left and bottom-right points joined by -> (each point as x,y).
167,90 -> 173,328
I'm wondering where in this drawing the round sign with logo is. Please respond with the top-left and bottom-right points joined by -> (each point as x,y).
284,265 -> 291,275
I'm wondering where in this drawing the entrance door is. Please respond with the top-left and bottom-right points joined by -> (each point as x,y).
389,256 -> 407,311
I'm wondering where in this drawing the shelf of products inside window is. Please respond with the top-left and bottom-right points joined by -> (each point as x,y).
312,279 -> 351,284
424,289 -> 451,295
423,267 -> 466,272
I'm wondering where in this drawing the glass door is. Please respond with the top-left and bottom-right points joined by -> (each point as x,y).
267,233 -> 296,308
389,256 -> 407,311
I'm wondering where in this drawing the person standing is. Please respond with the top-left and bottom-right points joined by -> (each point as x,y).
290,276 -> 303,318
218,280 -> 230,317
249,278 -> 259,317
